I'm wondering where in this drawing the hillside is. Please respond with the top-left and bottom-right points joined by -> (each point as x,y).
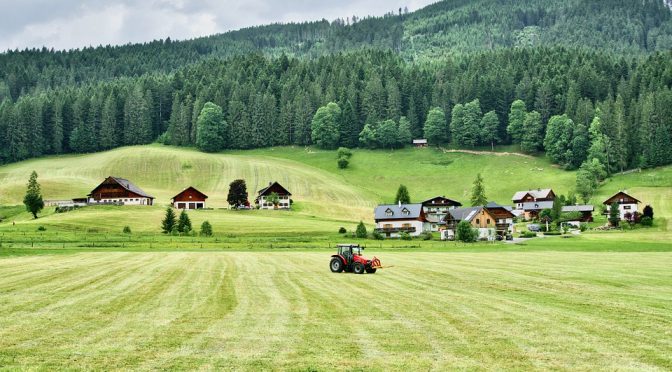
0,145 -> 669,235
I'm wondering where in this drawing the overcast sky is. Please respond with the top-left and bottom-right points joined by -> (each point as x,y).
0,0 -> 436,51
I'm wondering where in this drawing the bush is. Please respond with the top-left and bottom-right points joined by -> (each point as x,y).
372,230 -> 384,240
399,231 -> 412,240
579,223 -> 588,232
122,226 -> 132,234
355,221 -> 367,238
337,156 -> 349,169
37,226 -> 46,231
419,231 -> 433,241
337,147 -> 352,158
338,227 -> 347,234
520,231 -> 537,238
544,231 -> 561,236
200,221 -> 213,237
456,221 -> 477,242
640,216 -> 653,226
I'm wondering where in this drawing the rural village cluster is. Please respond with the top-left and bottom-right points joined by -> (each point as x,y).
47,174 -> 649,242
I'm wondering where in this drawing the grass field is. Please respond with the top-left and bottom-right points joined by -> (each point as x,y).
0,251 -> 670,370
1,146 -> 671,369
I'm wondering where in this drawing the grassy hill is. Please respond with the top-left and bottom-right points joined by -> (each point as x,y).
0,145 -> 669,237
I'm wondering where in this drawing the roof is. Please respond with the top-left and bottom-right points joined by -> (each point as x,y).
521,201 -> 554,211
374,204 -> 424,220
512,189 -> 554,201
171,186 -> 208,201
603,191 -> 641,205
562,205 -> 594,213
257,181 -> 292,196
447,206 -> 483,222
89,176 -> 154,199
421,196 -> 462,207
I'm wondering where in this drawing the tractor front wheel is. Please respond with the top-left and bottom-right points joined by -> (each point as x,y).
330,258 -> 344,273
366,268 -> 377,274
353,262 -> 365,274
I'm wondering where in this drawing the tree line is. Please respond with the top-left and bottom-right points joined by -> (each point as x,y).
1,48 -> 672,175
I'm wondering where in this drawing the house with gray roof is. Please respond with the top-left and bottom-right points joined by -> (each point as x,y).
374,203 -> 430,238
88,176 -> 154,206
512,188 -> 556,220
561,205 -> 594,222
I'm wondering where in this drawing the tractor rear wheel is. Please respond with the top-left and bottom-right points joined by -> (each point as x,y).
366,268 -> 377,274
353,262 -> 365,274
330,258 -> 344,273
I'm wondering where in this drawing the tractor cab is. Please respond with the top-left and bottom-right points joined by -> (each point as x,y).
330,244 -> 381,274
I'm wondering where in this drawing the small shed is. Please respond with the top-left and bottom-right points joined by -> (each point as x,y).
413,139 -> 428,148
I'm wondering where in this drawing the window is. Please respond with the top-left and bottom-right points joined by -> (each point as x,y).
475,219 -> 480,225
402,208 -> 410,216
624,206 -> 631,210
385,209 -> 394,217
384,224 -> 392,229
486,219 -> 491,224
402,223 -> 411,228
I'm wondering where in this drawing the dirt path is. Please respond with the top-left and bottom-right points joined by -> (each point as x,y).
440,148 -> 535,158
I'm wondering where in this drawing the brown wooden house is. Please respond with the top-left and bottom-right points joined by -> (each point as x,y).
88,176 -> 154,206
172,187 -> 208,209
256,181 -> 292,209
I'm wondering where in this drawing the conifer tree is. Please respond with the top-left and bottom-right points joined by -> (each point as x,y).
177,209 -> 192,234
395,185 -> 411,204
23,171 -> 44,219
470,173 -> 487,206
161,207 -> 177,233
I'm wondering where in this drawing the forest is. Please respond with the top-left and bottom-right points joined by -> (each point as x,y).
0,0 -> 672,185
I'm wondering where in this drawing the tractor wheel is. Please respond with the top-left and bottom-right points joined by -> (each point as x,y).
330,258 -> 344,273
353,262 -> 365,274
366,268 -> 377,274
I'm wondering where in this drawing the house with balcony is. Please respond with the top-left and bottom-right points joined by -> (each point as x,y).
374,203 -> 430,238
512,188 -> 556,220
421,196 -> 462,231
255,181 -> 292,210
443,203 -> 514,239
603,191 -> 640,220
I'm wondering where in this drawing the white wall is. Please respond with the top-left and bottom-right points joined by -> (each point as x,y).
618,203 -> 638,219
376,219 -> 428,237
258,195 -> 291,210
89,197 -> 152,206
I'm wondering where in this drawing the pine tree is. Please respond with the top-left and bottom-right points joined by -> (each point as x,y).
161,207 -> 177,233
395,185 -> 411,204
386,77 -> 402,122
200,221 -> 213,237
177,210 -> 192,234
355,221 -> 367,238
124,85 -> 152,145
23,170 -> 44,219
100,94 -> 117,149
397,116 -> 413,147
470,173 -> 487,206
521,111 -> 543,153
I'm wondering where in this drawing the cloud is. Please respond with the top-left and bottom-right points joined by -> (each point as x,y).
0,0 -> 436,51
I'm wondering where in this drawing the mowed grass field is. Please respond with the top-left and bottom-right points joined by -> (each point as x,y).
1,251 -> 671,370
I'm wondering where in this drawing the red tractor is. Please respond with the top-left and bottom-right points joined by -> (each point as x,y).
330,244 -> 381,274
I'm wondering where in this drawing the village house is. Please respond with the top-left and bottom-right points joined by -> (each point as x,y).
421,196 -> 462,231
88,176 -> 154,205
443,203 -> 515,240
374,203 -> 430,238
603,191 -> 640,220
256,181 -> 292,209
561,205 -> 594,222
172,186 -> 208,209
512,188 -> 556,220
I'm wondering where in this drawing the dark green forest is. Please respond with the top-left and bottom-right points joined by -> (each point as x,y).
1,0 -> 672,183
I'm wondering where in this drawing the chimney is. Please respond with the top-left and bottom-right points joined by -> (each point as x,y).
398,200 -> 402,207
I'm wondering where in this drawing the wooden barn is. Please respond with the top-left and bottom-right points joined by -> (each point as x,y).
172,187 -> 208,209
88,176 -> 154,206
256,181 -> 292,209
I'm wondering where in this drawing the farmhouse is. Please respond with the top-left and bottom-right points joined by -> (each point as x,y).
88,177 -> 155,205
421,196 -> 462,231
561,205 -> 594,222
374,203 -> 430,238
256,181 -> 292,209
443,203 -> 515,239
512,188 -> 556,220
172,186 -> 208,209
603,191 -> 640,220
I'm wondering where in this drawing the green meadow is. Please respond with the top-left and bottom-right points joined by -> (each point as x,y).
0,145 -> 671,369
